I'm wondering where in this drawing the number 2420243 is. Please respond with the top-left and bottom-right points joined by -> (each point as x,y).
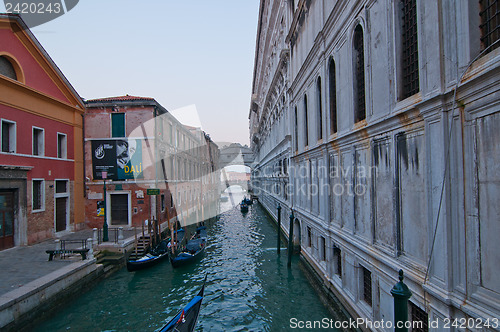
5,2 -> 62,14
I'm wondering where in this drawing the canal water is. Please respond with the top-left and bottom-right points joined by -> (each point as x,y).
35,193 -> 344,331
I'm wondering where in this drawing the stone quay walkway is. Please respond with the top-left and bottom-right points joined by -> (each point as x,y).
0,228 -> 134,296
0,227 -> 138,331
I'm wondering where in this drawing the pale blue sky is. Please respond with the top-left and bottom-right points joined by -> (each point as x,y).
3,1 -> 259,145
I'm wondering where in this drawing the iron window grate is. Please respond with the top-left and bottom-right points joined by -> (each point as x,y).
401,0 -> 419,99
480,0 -> 499,52
304,95 -> 309,146
329,59 -> 337,133
362,266 -> 372,306
410,302 -> 429,332
334,246 -> 342,277
317,77 -> 323,140
354,25 -> 366,122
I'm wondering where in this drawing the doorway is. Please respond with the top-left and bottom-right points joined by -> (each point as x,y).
0,191 -> 14,250
54,180 -> 69,233
110,193 -> 129,225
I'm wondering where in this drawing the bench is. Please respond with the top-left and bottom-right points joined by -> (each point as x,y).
46,249 -> 90,261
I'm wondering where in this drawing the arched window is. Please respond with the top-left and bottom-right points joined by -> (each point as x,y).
329,58 -> 337,134
317,77 -> 323,140
0,56 -> 17,80
353,25 -> 366,123
304,95 -> 309,146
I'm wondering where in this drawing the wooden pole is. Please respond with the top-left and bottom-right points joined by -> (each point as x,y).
288,210 -> 294,268
134,227 -> 138,257
277,204 -> 281,254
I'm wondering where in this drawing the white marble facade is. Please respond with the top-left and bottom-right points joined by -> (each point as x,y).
250,0 -> 500,330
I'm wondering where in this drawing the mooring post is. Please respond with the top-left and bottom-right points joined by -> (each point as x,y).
277,203 -> 281,254
287,210 -> 294,267
102,175 -> 109,242
87,238 -> 94,259
391,269 -> 412,332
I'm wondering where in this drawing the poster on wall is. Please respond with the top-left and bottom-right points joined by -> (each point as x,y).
92,139 -> 143,180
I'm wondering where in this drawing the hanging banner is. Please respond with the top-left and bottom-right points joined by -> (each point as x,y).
92,139 -> 143,180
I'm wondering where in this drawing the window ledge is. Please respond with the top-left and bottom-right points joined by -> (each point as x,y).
462,47 -> 500,84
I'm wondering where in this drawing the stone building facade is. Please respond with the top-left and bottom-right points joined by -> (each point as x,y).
84,96 -> 220,232
0,14 -> 85,249
250,0 -> 499,329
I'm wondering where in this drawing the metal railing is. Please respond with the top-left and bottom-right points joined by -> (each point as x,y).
97,228 -> 119,244
56,239 -> 88,259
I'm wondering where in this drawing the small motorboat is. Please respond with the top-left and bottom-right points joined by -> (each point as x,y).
159,276 -> 206,332
171,226 -> 207,268
126,240 -> 169,272
240,203 -> 249,213
242,197 -> 253,205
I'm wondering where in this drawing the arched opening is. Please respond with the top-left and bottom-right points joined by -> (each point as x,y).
316,77 -> 323,140
328,57 -> 337,133
353,24 -> 366,122
304,95 -> 309,146
0,54 -> 24,83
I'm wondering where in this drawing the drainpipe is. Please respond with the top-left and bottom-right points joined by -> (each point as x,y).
288,209 -> 294,267
82,114 -> 86,198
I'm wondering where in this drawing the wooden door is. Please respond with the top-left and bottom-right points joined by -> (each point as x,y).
0,191 -> 14,250
55,197 -> 67,232
111,194 -> 128,225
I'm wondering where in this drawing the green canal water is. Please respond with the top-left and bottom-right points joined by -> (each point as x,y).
35,197 -> 345,331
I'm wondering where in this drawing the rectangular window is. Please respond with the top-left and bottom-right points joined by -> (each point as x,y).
111,113 -> 125,137
320,237 -> 326,261
479,0 -> 499,53
32,127 -> 44,156
401,0 -> 420,99
362,266 -> 372,306
57,133 -> 67,159
333,246 -> 342,278
1,120 -> 16,153
32,179 -> 44,211
55,180 -> 67,194
161,194 -> 165,212
307,227 -> 312,247
409,302 -> 429,332
168,123 -> 173,144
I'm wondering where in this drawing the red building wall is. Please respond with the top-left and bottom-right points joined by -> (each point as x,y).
0,15 -> 85,247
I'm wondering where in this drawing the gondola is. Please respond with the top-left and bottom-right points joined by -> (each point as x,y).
126,240 -> 169,272
127,229 -> 184,272
171,226 -> 207,268
159,277 -> 206,332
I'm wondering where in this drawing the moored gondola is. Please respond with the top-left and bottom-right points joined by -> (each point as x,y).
170,226 -> 207,268
126,240 -> 169,272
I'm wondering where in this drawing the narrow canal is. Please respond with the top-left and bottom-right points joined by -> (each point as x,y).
36,193 -> 346,331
